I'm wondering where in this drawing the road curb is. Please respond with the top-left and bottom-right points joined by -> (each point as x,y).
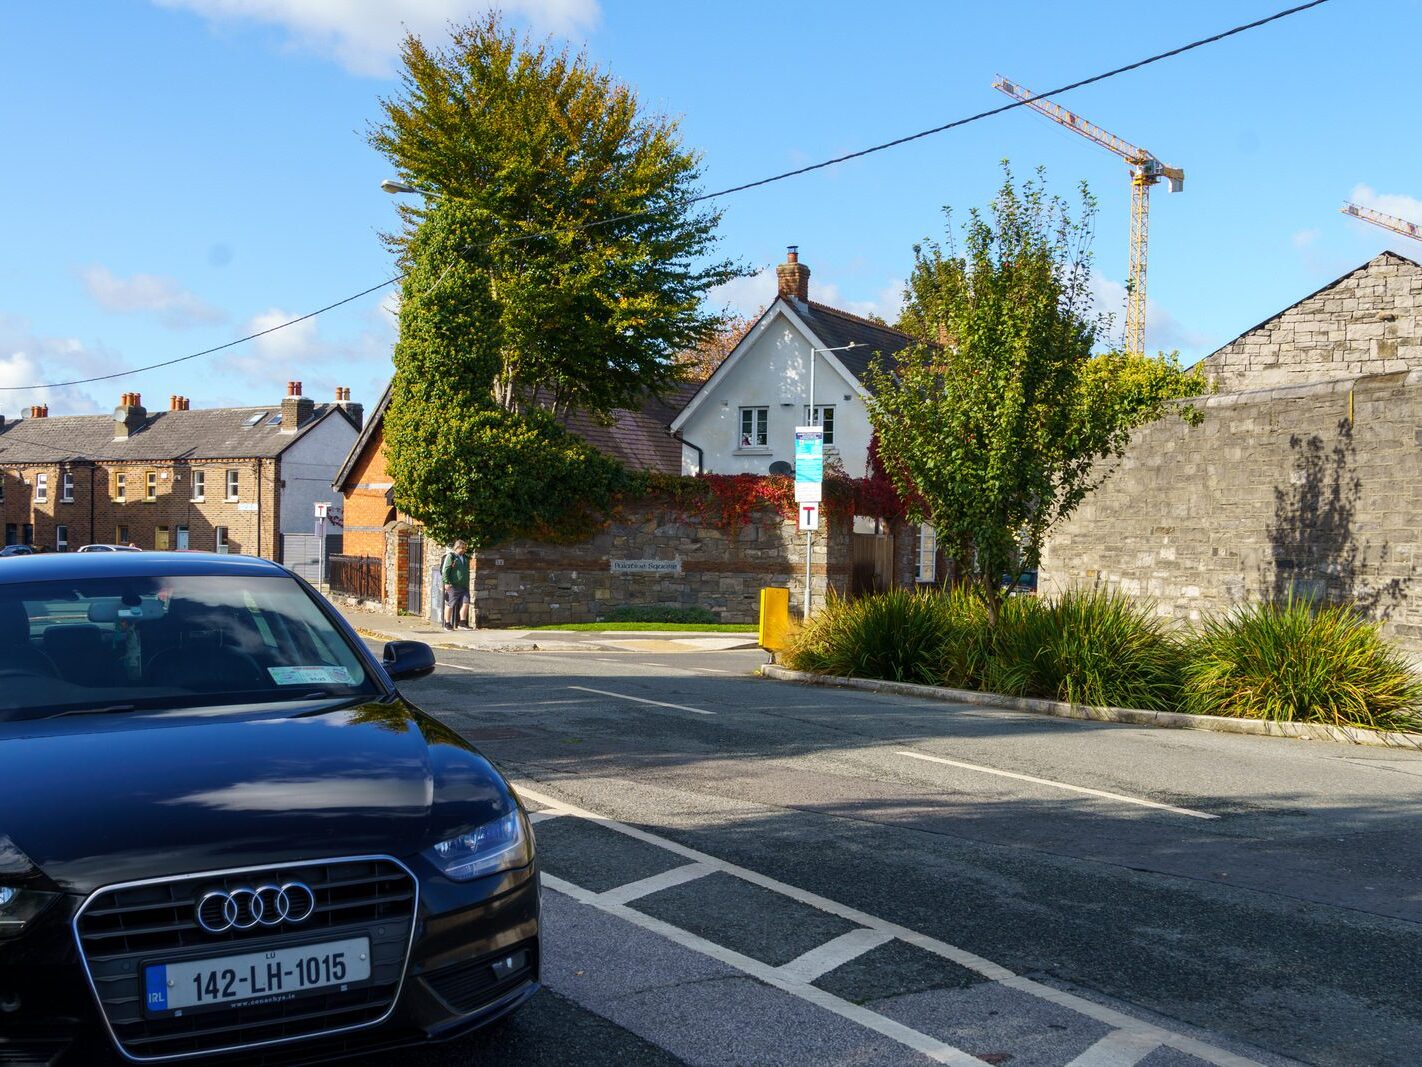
759,665 -> 1422,750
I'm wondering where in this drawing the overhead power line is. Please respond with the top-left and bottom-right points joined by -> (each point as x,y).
4,0 -> 1331,394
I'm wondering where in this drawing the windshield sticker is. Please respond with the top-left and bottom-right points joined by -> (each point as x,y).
267,666 -> 354,686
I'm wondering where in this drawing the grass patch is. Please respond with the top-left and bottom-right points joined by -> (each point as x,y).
603,604 -> 718,625
526,621 -> 756,633
1182,600 -> 1422,731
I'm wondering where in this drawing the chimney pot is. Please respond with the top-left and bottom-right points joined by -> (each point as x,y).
287,381 -> 302,397
776,245 -> 811,304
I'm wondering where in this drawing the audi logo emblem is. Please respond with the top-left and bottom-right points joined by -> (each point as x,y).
196,883 -> 317,934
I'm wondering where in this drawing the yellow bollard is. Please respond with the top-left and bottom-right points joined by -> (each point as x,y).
758,587 -> 795,658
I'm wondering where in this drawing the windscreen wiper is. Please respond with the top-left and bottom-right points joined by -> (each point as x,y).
54,704 -> 139,718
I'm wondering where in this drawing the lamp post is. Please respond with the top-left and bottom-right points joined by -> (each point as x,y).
380,179 -> 441,198
801,342 -> 858,621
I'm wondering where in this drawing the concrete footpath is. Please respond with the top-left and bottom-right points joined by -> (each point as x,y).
334,603 -> 759,655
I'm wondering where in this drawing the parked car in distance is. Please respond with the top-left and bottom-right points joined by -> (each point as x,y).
0,545 -> 36,557
75,544 -> 142,553
0,552 -> 539,1064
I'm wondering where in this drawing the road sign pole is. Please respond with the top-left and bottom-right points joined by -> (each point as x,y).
804,529 -> 813,622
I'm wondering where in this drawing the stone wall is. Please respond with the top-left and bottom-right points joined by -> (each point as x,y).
1201,252 -> 1422,392
471,502 -> 852,627
1040,370 -> 1422,653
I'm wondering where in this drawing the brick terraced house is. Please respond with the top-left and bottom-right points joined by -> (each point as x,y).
0,383 -> 362,564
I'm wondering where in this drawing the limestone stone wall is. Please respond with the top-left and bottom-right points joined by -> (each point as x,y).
1201,252 -> 1422,392
1040,370 -> 1422,653
471,502 -> 852,628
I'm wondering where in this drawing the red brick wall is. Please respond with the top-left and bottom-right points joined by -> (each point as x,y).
337,429 -> 394,559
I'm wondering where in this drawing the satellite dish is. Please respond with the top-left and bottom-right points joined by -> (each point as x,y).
769,460 -> 793,476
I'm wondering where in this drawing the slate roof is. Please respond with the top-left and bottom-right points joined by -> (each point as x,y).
332,381 -> 694,491
0,404 -> 349,465
796,301 -> 917,382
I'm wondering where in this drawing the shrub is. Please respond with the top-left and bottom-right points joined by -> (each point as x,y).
1181,600 -> 1422,731
788,589 -> 955,685
603,604 -> 718,625
978,588 -> 1185,711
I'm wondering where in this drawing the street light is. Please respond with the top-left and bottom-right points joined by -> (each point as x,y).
380,179 -> 439,197
801,341 -> 858,621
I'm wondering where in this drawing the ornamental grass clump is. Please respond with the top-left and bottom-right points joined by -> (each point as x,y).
1181,600 -> 1422,732
787,589 -> 954,685
980,588 -> 1185,711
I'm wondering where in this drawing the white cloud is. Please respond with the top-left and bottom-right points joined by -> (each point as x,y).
707,267 -> 775,318
1292,228 -> 1321,249
0,317 -> 113,417
154,0 -> 601,77
80,265 -> 226,329
1089,273 -> 1209,356
1350,184 -> 1422,224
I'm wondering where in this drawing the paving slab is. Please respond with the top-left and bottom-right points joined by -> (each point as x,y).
866,983 -> 1113,1067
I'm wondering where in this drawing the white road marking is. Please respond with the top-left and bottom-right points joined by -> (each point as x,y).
526,810 -> 565,824
1065,1029 -> 1162,1067
893,750 -> 1218,820
596,861 -> 716,906
515,783 -> 1266,1067
776,927 -> 894,984
435,661 -> 481,672
567,685 -> 716,716
543,873 -> 990,1066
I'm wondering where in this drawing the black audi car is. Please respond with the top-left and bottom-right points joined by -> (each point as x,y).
0,553 -> 539,1064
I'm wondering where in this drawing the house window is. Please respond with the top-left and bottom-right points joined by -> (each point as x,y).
226,469 -> 240,501
738,407 -> 769,449
34,473 -> 47,503
55,525 -> 68,552
191,469 -> 205,502
215,527 -> 229,554
916,524 -> 937,583
803,405 -> 835,445
4,524 -> 15,546
155,525 -> 170,551
0,478 -> 5,504
115,525 -> 129,545
145,471 -> 158,501
114,472 -> 127,502
61,471 -> 75,503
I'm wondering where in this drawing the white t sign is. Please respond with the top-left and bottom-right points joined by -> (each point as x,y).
798,503 -> 819,531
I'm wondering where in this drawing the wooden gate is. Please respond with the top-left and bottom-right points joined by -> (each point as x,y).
850,532 -> 895,596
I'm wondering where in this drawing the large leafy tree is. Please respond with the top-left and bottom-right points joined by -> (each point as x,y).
868,166 -> 1207,624
370,14 -> 741,419
385,203 -> 631,547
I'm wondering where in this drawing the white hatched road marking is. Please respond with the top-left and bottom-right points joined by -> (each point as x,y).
776,927 -> 895,984
894,750 -> 1219,820
1065,1028 -> 1164,1066
514,783 -> 1272,1067
543,873 -> 990,1066
595,862 -> 717,906
567,685 -> 716,716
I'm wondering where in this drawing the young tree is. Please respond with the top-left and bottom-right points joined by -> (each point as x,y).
676,310 -> 758,382
868,166 -> 1207,624
370,14 -> 742,419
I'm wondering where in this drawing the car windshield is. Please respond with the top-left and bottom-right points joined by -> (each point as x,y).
0,574 -> 381,721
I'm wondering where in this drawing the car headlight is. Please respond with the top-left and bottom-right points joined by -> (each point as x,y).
423,810 -> 529,882
0,885 -> 57,938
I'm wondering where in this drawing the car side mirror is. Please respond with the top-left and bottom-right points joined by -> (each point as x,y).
382,640 -> 436,682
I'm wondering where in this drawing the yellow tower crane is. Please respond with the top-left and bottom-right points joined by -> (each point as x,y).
994,77 -> 1184,354
1342,202 -> 1422,244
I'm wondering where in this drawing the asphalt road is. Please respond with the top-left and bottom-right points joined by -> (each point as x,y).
361,643 -> 1422,1067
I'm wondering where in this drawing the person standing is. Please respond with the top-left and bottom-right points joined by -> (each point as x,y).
441,540 -> 471,631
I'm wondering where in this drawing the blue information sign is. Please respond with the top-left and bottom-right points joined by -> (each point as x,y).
794,426 -> 824,503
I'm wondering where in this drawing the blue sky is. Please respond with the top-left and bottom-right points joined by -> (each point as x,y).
1,0 -> 1418,417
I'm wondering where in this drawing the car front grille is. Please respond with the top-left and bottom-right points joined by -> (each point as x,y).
73,857 -> 417,1062
421,940 -> 537,1015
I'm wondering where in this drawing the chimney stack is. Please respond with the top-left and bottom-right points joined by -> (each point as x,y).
113,392 -> 146,439
169,395 -> 190,411
776,245 -> 811,305
334,386 -> 363,429
280,380 -> 314,433
27,404 -> 49,419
